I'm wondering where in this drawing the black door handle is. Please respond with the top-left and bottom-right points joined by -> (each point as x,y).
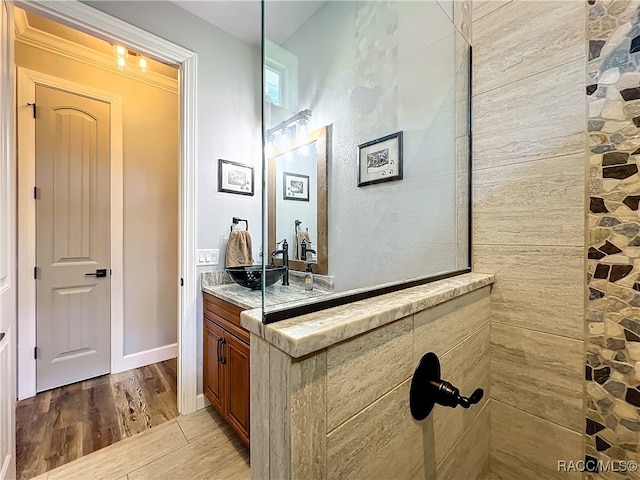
85,268 -> 107,277
217,338 -> 222,362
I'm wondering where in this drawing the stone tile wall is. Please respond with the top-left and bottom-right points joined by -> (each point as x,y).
472,1 -> 586,478
250,287 -> 492,480
587,0 -> 640,475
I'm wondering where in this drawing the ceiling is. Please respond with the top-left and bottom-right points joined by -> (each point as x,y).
170,1 -> 326,45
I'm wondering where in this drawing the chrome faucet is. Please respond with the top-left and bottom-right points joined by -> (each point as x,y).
301,239 -> 316,262
270,239 -> 289,286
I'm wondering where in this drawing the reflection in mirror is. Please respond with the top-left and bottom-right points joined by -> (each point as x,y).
268,125 -> 328,275
263,1 -> 471,320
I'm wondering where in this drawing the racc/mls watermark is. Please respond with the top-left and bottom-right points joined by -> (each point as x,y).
558,460 -> 638,473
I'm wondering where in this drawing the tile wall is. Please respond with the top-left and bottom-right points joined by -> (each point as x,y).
250,287 -> 492,480
586,0 -> 640,476
472,1 -> 586,478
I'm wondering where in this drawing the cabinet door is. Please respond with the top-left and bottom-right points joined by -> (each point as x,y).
224,333 -> 250,445
204,319 -> 224,414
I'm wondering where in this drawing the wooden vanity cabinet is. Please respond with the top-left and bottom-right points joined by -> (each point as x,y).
203,293 -> 250,447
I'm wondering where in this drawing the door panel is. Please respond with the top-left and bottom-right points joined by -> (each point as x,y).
204,319 -> 224,414
36,85 -> 111,392
50,108 -> 97,262
224,333 -> 249,443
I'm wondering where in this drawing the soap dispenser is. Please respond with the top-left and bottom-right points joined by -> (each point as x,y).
304,263 -> 314,291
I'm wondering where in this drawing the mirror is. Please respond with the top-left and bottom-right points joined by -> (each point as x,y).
268,125 -> 329,275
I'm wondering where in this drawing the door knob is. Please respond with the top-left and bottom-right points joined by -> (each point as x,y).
409,352 -> 484,420
85,268 -> 107,277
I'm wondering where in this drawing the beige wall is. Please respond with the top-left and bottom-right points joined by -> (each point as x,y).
472,1 -> 586,478
16,41 -> 179,356
251,286 -> 492,480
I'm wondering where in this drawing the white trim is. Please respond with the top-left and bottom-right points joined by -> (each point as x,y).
14,0 -> 198,415
195,393 -> 211,411
17,67 -> 124,399
119,344 -> 178,373
14,8 -> 178,94
179,53 -> 198,415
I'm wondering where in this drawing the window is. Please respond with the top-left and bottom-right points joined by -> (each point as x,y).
265,66 -> 281,106
264,39 -> 298,111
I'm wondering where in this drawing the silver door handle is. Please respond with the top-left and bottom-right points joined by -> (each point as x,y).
85,268 -> 107,277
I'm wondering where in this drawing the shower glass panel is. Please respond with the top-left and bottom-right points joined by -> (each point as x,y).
262,1 -> 471,321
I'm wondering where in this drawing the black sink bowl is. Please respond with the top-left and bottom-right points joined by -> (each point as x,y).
226,265 -> 287,290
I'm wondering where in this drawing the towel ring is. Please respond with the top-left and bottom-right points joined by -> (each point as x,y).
231,217 -> 248,232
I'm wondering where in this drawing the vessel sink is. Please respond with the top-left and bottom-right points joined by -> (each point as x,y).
226,265 -> 287,290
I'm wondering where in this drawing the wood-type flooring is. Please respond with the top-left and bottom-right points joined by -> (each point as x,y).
16,359 -> 179,480
32,406 -> 249,480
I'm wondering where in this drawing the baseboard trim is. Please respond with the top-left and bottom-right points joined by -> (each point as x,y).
113,343 -> 177,373
196,393 -> 211,411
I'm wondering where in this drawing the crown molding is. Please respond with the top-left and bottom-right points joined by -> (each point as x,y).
14,10 -> 178,93
13,6 -> 27,36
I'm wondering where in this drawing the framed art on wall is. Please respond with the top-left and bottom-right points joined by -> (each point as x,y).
357,131 -> 403,187
218,159 -> 254,196
283,172 -> 309,201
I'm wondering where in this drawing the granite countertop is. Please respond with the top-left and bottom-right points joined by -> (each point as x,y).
240,272 -> 495,358
202,282 -> 331,310
201,269 -> 335,310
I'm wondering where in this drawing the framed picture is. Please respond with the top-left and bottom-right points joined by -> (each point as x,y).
283,172 -> 309,201
357,131 -> 403,187
218,159 -> 254,196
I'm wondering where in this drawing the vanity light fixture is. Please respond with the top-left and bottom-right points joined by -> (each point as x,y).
265,109 -> 312,157
265,134 -> 276,158
296,118 -> 309,157
278,127 -> 291,152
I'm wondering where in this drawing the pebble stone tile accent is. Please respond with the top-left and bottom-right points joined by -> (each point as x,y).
587,1 -> 640,477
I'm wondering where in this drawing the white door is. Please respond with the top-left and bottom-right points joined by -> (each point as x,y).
0,0 -> 15,479
35,85 -> 111,392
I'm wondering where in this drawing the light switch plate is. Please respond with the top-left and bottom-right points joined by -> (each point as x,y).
197,249 -> 219,266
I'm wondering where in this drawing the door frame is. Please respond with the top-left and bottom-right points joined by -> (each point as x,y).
17,67 -> 124,393
14,0 -> 199,415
